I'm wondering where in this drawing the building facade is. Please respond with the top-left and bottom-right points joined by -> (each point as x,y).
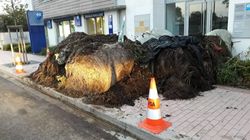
33,0 -> 126,46
33,0 -> 250,58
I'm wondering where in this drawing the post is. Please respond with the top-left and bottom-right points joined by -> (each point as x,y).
16,28 -> 21,54
118,16 -> 126,43
20,27 -> 28,63
8,28 -> 15,65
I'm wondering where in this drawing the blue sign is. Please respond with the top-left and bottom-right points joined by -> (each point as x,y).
26,10 -> 46,53
108,15 -> 113,35
27,10 -> 44,26
246,3 -> 250,11
47,20 -> 52,29
74,15 -> 82,26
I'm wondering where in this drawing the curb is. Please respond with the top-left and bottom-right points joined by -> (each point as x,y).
0,68 -> 180,140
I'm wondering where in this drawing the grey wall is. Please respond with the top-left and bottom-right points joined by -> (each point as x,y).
33,0 -> 116,19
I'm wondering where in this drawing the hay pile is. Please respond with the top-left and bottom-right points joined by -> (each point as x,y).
30,32 -> 230,107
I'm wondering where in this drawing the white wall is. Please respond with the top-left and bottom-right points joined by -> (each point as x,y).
47,20 -> 58,46
153,0 -> 166,30
104,11 -> 120,35
124,0 -> 166,40
125,0 -> 154,40
0,32 -> 30,50
228,0 -> 250,59
0,32 -> 30,45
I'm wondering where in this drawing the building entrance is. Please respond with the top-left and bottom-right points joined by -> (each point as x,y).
166,0 -> 228,35
86,17 -> 104,35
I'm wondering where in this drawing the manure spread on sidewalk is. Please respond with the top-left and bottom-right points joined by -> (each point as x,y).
30,32 -> 230,107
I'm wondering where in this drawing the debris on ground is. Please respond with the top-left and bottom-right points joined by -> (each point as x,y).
30,32 -> 231,107
163,114 -> 171,118
226,107 -> 238,110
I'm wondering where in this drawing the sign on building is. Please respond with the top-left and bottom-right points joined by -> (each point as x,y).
108,15 -> 113,35
74,15 -> 82,26
47,20 -> 52,29
27,11 -> 46,53
233,3 -> 250,37
134,14 -> 150,36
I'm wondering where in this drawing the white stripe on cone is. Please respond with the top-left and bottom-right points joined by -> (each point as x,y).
147,108 -> 162,120
16,65 -> 23,70
148,89 -> 159,99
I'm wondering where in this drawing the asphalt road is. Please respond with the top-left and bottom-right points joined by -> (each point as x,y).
0,75 -> 136,140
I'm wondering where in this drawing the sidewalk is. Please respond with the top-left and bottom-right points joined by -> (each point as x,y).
1,50 -> 250,140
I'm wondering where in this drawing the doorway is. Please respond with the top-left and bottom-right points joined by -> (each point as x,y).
86,17 -> 104,35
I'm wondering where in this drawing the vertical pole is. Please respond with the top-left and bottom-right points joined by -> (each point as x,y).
94,18 -> 97,34
19,27 -> 25,63
8,28 -> 15,65
118,16 -> 125,43
16,29 -> 21,54
20,27 -> 28,63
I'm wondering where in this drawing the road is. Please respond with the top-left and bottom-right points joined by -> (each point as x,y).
0,75 -> 136,140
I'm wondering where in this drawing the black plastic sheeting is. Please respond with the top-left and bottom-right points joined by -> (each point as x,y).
142,35 -> 203,65
142,35 -> 216,99
142,35 -> 207,78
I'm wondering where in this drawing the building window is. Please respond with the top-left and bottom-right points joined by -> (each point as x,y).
212,0 -> 228,30
57,20 -> 75,42
166,3 -> 185,35
188,2 -> 206,35
86,17 -> 104,35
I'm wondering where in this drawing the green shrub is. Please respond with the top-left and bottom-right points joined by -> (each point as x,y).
217,57 -> 250,88
3,43 -> 32,53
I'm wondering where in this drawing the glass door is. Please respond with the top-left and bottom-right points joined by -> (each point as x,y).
86,17 -> 104,35
188,1 -> 206,35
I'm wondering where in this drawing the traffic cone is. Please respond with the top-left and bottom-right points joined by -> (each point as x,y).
15,54 -> 25,74
138,77 -> 172,134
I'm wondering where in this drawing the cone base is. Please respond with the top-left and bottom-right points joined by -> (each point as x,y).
138,118 -> 172,134
16,70 -> 25,74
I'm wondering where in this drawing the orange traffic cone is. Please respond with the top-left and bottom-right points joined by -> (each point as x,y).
138,77 -> 171,134
15,54 -> 25,74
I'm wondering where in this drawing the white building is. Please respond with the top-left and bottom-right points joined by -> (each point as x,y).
32,0 -> 250,58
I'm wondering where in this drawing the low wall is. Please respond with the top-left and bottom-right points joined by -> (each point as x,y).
0,32 -> 30,49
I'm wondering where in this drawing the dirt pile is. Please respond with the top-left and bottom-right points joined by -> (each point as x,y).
83,64 -> 152,107
148,36 -> 231,99
30,32 -> 230,107
88,35 -> 230,107
31,33 -> 136,97
149,36 -> 213,99
63,43 -> 134,94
